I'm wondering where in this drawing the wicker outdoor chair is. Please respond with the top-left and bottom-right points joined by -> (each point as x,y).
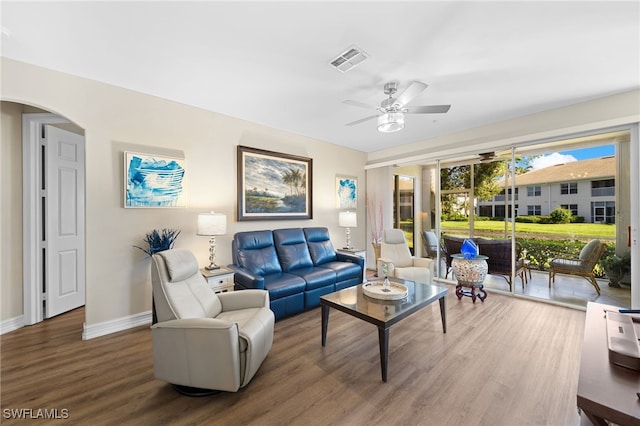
548,239 -> 607,294
442,235 -> 466,279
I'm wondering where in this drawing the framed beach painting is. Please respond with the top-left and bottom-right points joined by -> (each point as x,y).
336,175 -> 357,209
124,151 -> 187,208
237,145 -> 313,221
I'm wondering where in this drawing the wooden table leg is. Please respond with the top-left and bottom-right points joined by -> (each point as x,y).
378,326 -> 389,382
439,297 -> 446,333
582,409 -> 608,426
321,304 -> 329,346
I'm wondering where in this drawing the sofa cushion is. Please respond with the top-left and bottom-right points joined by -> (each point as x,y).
235,231 -> 282,276
273,228 -> 314,272
263,273 -> 307,300
288,267 -> 336,290
304,227 -> 338,265
579,239 -> 601,260
317,260 -> 361,282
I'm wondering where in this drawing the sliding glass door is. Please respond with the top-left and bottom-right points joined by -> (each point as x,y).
433,129 -> 631,309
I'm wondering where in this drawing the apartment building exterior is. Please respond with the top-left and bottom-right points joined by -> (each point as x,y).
477,156 -> 616,223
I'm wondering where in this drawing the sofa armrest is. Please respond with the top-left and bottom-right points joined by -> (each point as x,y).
335,252 -> 365,269
218,290 -> 270,311
227,265 -> 265,290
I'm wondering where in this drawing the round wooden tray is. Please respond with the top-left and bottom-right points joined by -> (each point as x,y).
362,281 -> 409,300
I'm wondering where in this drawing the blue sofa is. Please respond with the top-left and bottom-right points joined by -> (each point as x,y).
229,227 -> 364,320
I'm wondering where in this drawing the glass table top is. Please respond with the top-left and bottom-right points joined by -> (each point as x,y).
320,278 -> 448,326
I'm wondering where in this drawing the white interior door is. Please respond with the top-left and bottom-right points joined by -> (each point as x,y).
44,125 -> 85,318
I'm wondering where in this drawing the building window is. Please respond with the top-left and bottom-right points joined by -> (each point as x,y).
527,186 -> 541,197
560,204 -> 578,216
494,187 -> 519,201
527,205 -> 541,216
560,182 -> 578,195
591,179 -> 615,197
479,205 -> 493,217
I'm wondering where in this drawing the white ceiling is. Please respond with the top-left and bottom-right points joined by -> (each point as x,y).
1,1 -> 639,153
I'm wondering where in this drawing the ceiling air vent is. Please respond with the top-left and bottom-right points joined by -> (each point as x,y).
329,45 -> 368,73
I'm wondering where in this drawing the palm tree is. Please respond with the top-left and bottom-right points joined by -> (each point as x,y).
282,170 -> 295,196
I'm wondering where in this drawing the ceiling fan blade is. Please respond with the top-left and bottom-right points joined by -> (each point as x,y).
343,100 -> 377,110
345,115 -> 378,126
394,81 -> 428,107
405,105 -> 451,114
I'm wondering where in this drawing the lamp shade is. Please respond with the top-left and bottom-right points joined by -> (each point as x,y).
197,212 -> 227,236
377,112 -> 405,133
338,211 -> 357,228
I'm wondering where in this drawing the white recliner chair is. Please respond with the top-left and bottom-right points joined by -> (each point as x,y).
151,248 -> 274,395
377,229 -> 435,285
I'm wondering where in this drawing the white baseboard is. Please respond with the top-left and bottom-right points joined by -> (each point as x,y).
82,310 -> 152,340
0,315 -> 25,335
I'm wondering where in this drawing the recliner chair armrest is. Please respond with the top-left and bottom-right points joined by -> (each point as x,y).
227,265 -> 265,290
151,318 -> 242,392
152,317 -> 236,330
412,257 -> 436,280
218,290 -> 270,311
412,257 -> 433,268
377,257 -> 396,276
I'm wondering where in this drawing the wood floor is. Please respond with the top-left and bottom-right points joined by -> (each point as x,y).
1,284 -> 587,425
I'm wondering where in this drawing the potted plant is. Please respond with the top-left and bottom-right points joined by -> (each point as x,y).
600,252 -> 631,287
134,228 -> 181,256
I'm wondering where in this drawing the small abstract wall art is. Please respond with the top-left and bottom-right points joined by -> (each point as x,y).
237,145 -> 312,220
336,176 -> 357,209
124,152 -> 186,208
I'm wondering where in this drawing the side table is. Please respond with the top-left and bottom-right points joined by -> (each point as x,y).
336,248 -> 367,283
201,267 -> 235,294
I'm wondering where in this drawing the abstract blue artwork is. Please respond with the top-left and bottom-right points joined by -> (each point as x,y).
336,176 -> 357,209
125,152 -> 186,208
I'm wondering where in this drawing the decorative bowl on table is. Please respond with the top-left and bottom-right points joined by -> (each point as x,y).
362,280 -> 409,300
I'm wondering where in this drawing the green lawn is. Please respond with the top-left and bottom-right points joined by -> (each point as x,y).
440,220 -> 615,239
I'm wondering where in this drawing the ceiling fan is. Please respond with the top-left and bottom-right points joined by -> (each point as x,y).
478,150 -> 512,162
343,81 -> 451,133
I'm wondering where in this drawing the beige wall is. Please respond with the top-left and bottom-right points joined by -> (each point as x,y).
0,58 -> 367,327
1,102 -> 24,319
367,89 -> 640,167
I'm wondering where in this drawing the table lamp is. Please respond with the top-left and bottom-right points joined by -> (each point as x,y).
338,211 -> 357,250
197,212 -> 227,270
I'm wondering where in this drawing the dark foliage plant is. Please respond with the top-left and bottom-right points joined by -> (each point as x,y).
134,228 -> 181,256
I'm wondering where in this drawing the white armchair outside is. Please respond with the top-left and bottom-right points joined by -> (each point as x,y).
376,229 -> 435,285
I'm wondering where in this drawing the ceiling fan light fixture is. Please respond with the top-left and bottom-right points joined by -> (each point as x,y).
377,112 -> 405,133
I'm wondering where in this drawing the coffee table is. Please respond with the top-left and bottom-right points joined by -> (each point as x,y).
320,278 -> 448,382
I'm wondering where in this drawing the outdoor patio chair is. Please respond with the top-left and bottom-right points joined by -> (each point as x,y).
442,235 -> 466,279
421,230 -> 440,259
548,239 -> 607,294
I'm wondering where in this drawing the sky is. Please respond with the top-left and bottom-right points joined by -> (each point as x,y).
529,144 -> 615,170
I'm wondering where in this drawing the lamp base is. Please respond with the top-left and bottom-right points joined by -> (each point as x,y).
205,263 -> 220,270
